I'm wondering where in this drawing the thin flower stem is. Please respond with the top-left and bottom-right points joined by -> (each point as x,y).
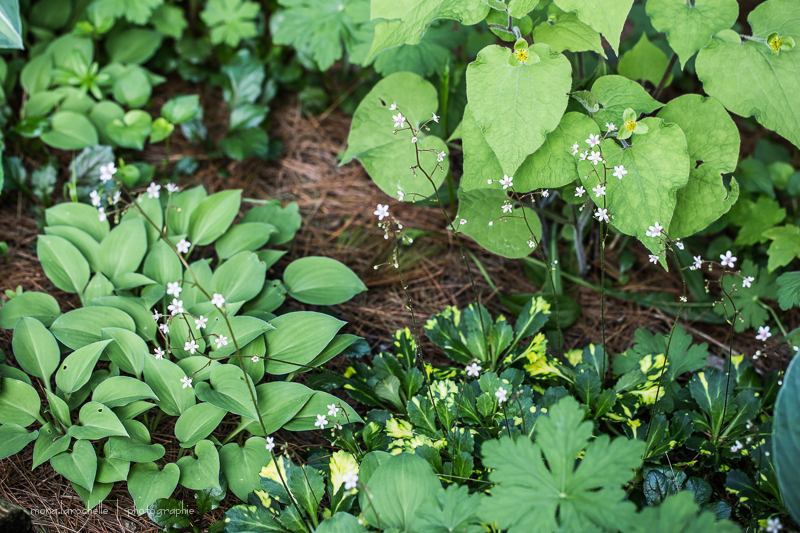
653,53 -> 678,100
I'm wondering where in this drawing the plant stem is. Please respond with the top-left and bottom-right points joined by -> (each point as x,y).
653,53 -> 678,100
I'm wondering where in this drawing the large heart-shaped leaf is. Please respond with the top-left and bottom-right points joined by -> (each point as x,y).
106,110 -> 153,150
41,111 -> 98,150
50,307 -> 135,349
0,424 -> 38,461
32,424 -> 71,468
174,402 -> 227,448
51,439 -> 97,491
127,462 -> 181,515
188,189 -> 242,246
55,340 -> 113,394
107,419 -> 165,463
97,218 -> 148,280
92,376 -> 159,408
552,0 -> 633,54
263,312 -> 345,374
69,401 -> 130,440
194,364 -> 258,419
143,355 -> 196,416
12,317 -> 60,385
37,235 -> 90,295
283,257 -> 367,305
177,439 -> 221,490
590,75 -> 663,130
210,251 -> 266,302
219,436 -> 271,500
0,291 -> 61,329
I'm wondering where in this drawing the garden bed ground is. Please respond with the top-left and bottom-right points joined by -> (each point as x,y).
0,98 -> 794,532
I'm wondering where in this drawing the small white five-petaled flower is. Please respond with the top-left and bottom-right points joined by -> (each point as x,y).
730,440 -> 743,453
680,296 -> 687,303
343,472 -> 359,491
176,239 -> 191,254
606,122 -> 617,131
586,134 -> 601,147
411,136 -> 417,143
195,315 -> 208,329
588,151 -> 603,166
392,113 -> 405,128
265,436 -> 275,452
152,309 -> 160,321
692,255 -> 703,270
100,162 -> 117,183
742,276 -> 754,288
499,175 -> 513,189
766,517 -> 783,533
166,183 -> 179,193
168,298 -> 184,316
159,323 -> 169,334
649,254 -> 659,264
501,203 -> 513,214
571,143 -> 580,155
646,222 -> 663,238
575,186 -> 585,197
184,340 -> 199,354
374,204 -> 389,220
720,250 -> 737,268
97,207 -> 107,222
466,363 -> 481,377
154,347 -> 165,360
180,376 -> 192,389
594,208 -> 609,223
211,293 -> 226,308
676,240 -> 684,250
431,112 -> 439,123
147,182 -> 161,199
542,189 -> 549,198
528,240 -> 536,248
593,184 -> 606,197
327,403 -> 340,417
397,190 -> 404,201
315,414 -> 328,429
215,335 -> 228,349
495,387 -> 508,404
437,151 -> 445,162
756,326 -> 772,342
251,356 -> 259,363
459,219 -> 467,225
166,281 -> 182,297
90,190 -> 101,207
390,101 -> 397,110
613,165 -> 627,180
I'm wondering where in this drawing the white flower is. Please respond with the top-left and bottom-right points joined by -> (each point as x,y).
327,403 -> 340,417
495,387 -> 508,404
111,190 -> 121,205
692,255 -> 703,270
215,335 -> 228,349
166,281 -> 182,297
437,151 -> 445,162
499,175 -> 513,189
594,208 -> 609,223
397,190 -> 404,201
730,440 -> 743,452
411,136 -> 417,143
211,293 -> 226,308
168,298 -> 184,316
97,207 -> 107,222
575,186 -> 585,197
488,221 -> 494,226
676,240 -> 684,250
613,165 -> 628,179
251,356 -> 259,363
184,340 -> 199,354
646,222 -> 663,238
542,189 -> 549,198
315,414 -> 328,429
90,190 -> 102,207
586,133 -> 601,147
431,112 -> 439,123
195,315 -> 208,329
606,122 -> 617,131
588,151 -> 603,166
466,363 -> 481,377
743,276 -> 754,288
392,113 -> 405,128
154,347 -> 165,360
146,182 -> 161,199
579,151 -> 588,161
390,101 -> 397,110
680,296 -> 687,303
374,204 -> 389,220
593,184 -> 606,197
176,239 -> 191,254
501,203 -> 513,214
571,143 -> 580,155
766,517 -> 783,533
459,219 -> 467,225
746,420 -> 753,430
720,250 -> 737,268
180,376 -> 192,389
756,326 -> 772,342
528,240 -> 536,248
265,436 -> 275,452
649,254 -> 659,264
159,323 -> 169,334
342,472 -> 359,491
99,162 -> 117,183
166,183 -> 179,193
487,179 -> 493,184
152,309 -> 160,321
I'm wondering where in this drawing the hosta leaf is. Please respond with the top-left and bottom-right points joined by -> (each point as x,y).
41,111 -> 98,151
92,376 -> 159,408
143,239 -> 183,287
657,94 -> 740,238
127,462 -> 181,515
174,402 -> 227,448
69,401 -> 130,440
281,390 -> 364,430
774,355 -> 800,524
647,0 -> 738,69
552,0 -> 633,54
456,188 -> 541,259
579,118 -> 690,265
283,256 -> 367,305
97,218 -> 147,280
211,251 -> 266,302
177,439 -> 221,490
51,440 -> 97,491
32,424 -> 70,468
46,202 -> 109,242
44,226 -> 101,273
107,419 -> 165,463
696,0 -> 800,149
366,0 -> 489,62
534,5 -> 605,57
106,110 -> 153,151
188,189 -> 242,246
0,378 -> 43,427
56,340 -> 113,394
466,44 -> 572,176
0,424 -> 38,461
194,364 -> 258,419
73,482 -> 113,511
219,436 -> 272,500
480,396 -> 644,531
263,312 -> 346,374
591,75 -> 663,130
12,317 -> 60,384
143,356 -> 196,416
340,72 -> 448,200
240,382 -> 315,436
0,291 -> 61,329
37,235 -> 90,295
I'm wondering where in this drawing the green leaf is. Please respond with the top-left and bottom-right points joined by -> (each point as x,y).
97,218 -> 147,280
46,389 -> 72,428
51,439 -> 97,491
96,455 -> 131,483
150,117 -> 174,143
44,226 -> 101,273
177,439 -> 221,490
143,239 -> 182,287
731,197 -> 785,245
552,0 -> 633,54
240,201 -> 302,246
689,369 -> 732,437
106,110 -> 153,150
764,225 -> 800,272
106,29 -> 163,64
89,101 -> 125,146
225,504 -> 285,531
263,312 -> 345,374
211,251 -> 266,302
466,44 -> 572,175
0,424 -> 38,461
46,202 -> 109,242
73,481 -> 113,511
32,424 -> 70,468
188,190 -> 242,246
777,271 -> 800,310
93,0 -> 163,25
579,118 -> 690,264
508,0 -> 540,18
174,402 -> 227,448
657,94 -> 740,238
618,34 -> 673,87
341,72 -> 448,200
112,65 -> 153,108
456,188 -> 541,259
372,22 -> 455,78
215,223 -> 275,260
533,5 -> 605,57
92,376 -> 158,408
21,55 -> 52,94
127,462 -> 181,515
366,0 -> 489,62
93,296 -> 156,342
41,111 -> 98,150
209,316 -> 274,357
50,307 -> 134,350
55,340 -> 113,394
281,390 -> 364,430
0,0 -> 23,49
0,291 -> 61,329
37,235 -> 90,294
590,75 -> 663,130
12,317 -> 60,384
150,4 -> 188,39
195,364 -> 258,419
107,419 -> 165,462
201,0 -> 260,47
283,256 -> 367,305
240,382 -> 315,436
289,464 -> 326,519
0,378 -> 43,427
219,436 -> 272,500
646,0 -> 738,69
696,0 -> 800,149
162,94 -> 200,124
774,354 -> 800,524
68,401 -> 129,440
480,396 -> 644,531
628,492 -> 740,533
415,484 -> 485,533
316,513 -> 367,533
143,356 -> 196,416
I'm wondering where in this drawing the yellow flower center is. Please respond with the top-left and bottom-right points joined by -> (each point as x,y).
624,120 -> 637,131
514,49 -> 529,63
769,35 -> 783,51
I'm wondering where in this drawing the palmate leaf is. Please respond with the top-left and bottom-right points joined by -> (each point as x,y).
657,94 -> 740,238
552,0 -> 634,55
201,0 -> 260,47
415,484 -> 484,533
480,396 -> 644,532
696,0 -> 800,149
777,271 -> 800,310
713,260 -> 777,332
764,225 -> 800,272
629,492 -> 740,532
533,4 -> 605,58
366,0 -> 489,62
730,197 -> 785,246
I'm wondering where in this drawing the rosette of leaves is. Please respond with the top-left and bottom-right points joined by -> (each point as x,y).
0,186 -> 368,512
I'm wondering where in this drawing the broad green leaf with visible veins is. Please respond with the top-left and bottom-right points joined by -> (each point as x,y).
777,272 -> 800,310
657,95 -> 740,238
466,44 -> 572,176
628,492 -> 740,533
461,107 -> 600,192
366,0 -> 489,62
774,356 -> 800,525
646,0 -> 739,69
480,396 -> 644,532
508,0 -> 540,18
696,0 -> 800,149
730,197 -> 785,246
618,34 -> 673,87
341,72 -> 449,199
456,188 -> 542,259
416,484 -> 485,533
591,75 -> 663,130
552,0 -> 633,54
534,5 -> 606,58
127,462 -> 180,515
93,0 -> 163,25
580,118 -> 690,264
764,225 -> 800,272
